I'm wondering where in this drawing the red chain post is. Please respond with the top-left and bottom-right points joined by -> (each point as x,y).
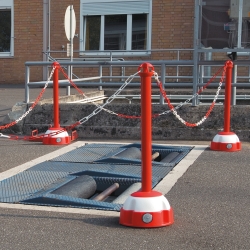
53,62 -> 60,129
119,63 -> 174,228
210,60 -> 241,151
224,60 -> 233,132
139,63 -> 154,192
43,62 -> 74,145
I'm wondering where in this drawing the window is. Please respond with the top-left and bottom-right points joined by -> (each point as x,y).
80,0 -> 152,55
0,0 -> 14,57
132,14 -> 147,50
0,10 -> 11,52
85,16 -> 101,50
104,15 -> 127,50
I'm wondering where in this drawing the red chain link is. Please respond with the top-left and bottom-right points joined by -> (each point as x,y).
65,121 -> 81,131
0,67 -> 78,138
0,121 -> 17,130
1,62 -> 228,140
197,65 -> 226,95
0,86 -> 47,131
59,65 -> 161,120
59,67 -> 85,96
117,113 -> 160,119
156,63 -> 227,127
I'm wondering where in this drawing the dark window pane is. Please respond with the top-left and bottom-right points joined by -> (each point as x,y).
132,14 -> 147,50
86,16 -> 101,50
104,15 -> 127,50
201,3 -> 231,48
0,10 -> 11,52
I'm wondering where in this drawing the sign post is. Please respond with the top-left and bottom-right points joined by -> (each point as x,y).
64,5 -> 76,95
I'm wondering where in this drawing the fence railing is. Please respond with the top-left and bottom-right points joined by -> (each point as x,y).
25,58 -> 250,105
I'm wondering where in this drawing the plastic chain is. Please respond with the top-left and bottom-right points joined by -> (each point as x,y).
59,65 -> 143,123
0,67 -> 55,131
0,61 -> 228,140
154,62 -> 227,127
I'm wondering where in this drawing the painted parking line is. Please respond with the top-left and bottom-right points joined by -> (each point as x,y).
0,140 -> 208,216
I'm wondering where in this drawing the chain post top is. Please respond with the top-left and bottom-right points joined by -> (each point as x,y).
138,62 -> 154,76
225,60 -> 233,68
52,61 -> 60,68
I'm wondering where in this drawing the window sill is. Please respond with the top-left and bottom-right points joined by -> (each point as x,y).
79,51 -> 151,58
0,54 -> 14,59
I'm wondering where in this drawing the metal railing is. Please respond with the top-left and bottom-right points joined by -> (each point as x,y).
25,56 -> 250,105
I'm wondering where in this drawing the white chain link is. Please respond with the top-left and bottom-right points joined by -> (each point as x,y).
45,67 -> 56,89
153,71 -> 223,126
0,133 -> 10,138
0,64 -> 224,140
15,67 -> 55,124
193,81 -> 222,126
153,72 -> 198,116
153,72 -> 222,117
78,72 -> 139,124
77,69 -> 222,124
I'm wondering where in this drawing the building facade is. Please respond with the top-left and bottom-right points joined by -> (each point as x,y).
0,0 -> 195,84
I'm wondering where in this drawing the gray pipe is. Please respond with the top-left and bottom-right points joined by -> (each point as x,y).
52,175 -> 97,199
115,147 -> 141,159
161,152 -> 180,163
92,183 -> 119,201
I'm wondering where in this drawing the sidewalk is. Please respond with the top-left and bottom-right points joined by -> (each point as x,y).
0,85 -> 250,249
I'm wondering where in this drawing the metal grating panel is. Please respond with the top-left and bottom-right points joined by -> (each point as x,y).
51,144 -> 124,163
50,143 -> 192,167
0,143 -> 193,210
28,161 -> 173,181
0,171 -> 69,203
21,194 -> 123,211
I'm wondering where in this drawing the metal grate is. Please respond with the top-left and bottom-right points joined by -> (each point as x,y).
0,143 -> 193,210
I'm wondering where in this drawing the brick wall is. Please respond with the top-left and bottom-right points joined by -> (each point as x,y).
50,1 -> 80,55
1,0 -> 43,84
152,0 -> 194,52
1,0 -> 195,84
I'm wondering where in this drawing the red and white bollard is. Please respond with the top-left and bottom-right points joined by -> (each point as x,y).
43,62 -> 72,145
210,61 -> 241,151
119,63 -> 174,228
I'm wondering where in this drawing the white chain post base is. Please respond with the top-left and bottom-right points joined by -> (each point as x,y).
210,132 -> 241,152
43,128 -> 71,145
120,190 -> 174,228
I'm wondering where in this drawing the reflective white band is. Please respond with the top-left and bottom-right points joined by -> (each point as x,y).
122,195 -> 171,212
44,130 -> 69,138
212,134 -> 240,143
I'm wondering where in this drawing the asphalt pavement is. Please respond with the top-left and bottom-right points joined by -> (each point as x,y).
0,85 -> 250,250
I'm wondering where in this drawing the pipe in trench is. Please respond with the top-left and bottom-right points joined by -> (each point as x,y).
92,183 -> 120,201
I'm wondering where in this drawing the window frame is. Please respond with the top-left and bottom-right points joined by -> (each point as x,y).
79,0 -> 152,56
0,0 -> 14,57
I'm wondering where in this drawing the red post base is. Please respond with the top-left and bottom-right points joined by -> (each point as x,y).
210,132 -> 241,152
119,191 -> 174,228
43,127 -> 71,145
